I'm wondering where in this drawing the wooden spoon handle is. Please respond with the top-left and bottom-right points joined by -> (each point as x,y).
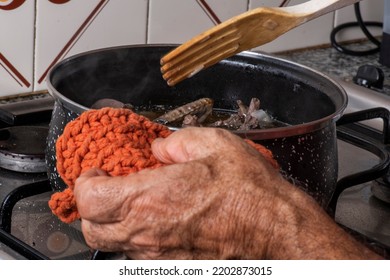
285,0 -> 362,20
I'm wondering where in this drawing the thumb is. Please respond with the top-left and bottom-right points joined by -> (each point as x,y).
152,127 -> 221,164
75,168 -> 109,186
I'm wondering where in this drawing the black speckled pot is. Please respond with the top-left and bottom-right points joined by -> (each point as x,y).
46,45 -> 347,210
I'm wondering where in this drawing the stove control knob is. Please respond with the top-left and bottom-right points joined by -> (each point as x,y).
353,65 -> 384,89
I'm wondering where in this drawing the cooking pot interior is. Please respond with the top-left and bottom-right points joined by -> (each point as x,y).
48,45 -> 345,126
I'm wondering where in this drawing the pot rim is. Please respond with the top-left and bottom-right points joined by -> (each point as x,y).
46,44 -> 348,140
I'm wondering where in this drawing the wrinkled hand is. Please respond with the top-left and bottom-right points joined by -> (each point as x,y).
74,127 -> 285,259
74,127 -> 381,260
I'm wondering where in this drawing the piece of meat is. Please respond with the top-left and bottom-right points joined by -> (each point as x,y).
182,115 -> 202,127
240,98 -> 261,130
155,98 -> 214,125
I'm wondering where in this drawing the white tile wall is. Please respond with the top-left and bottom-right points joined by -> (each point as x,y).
148,0 -> 248,43
0,0 -> 385,97
34,0 -> 148,92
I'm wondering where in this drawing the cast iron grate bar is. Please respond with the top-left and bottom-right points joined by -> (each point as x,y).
0,180 -> 51,260
0,228 -> 48,260
0,180 -> 51,233
330,107 -> 390,215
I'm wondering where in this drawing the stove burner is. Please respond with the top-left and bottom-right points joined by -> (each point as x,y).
0,126 -> 48,173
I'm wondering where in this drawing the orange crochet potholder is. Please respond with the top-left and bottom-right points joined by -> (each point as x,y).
48,107 -> 279,224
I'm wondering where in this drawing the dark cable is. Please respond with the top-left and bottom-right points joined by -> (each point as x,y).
330,2 -> 382,56
354,3 -> 381,46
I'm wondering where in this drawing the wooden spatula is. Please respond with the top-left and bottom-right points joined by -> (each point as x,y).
160,0 -> 361,86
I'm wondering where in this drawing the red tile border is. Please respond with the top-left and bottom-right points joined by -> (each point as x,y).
38,0 -> 109,84
0,52 -> 31,88
196,0 -> 221,25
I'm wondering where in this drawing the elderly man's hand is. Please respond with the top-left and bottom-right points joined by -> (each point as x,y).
73,127 -> 381,260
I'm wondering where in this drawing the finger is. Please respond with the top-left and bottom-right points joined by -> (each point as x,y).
74,172 -> 132,222
80,219 -> 130,252
74,166 -> 177,223
75,167 -> 108,184
81,218 -> 198,260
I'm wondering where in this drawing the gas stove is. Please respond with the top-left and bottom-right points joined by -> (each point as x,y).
0,81 -> 389,260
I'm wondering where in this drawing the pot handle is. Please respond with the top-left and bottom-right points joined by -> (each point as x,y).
336,107 -> 390,144
328,107 -> 390,215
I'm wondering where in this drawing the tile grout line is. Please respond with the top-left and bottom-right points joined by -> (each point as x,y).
33,0 -> 38,92
146,0 -> 150,44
